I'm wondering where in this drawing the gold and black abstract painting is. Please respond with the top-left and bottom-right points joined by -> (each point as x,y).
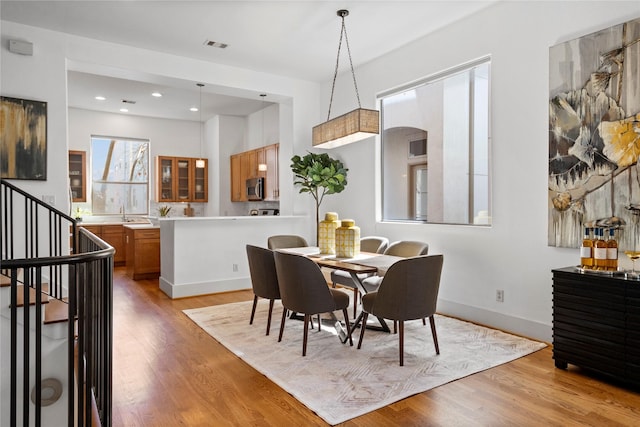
0,96 -> 47,180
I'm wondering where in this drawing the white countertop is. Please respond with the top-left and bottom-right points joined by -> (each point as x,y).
123,223 -> 160,229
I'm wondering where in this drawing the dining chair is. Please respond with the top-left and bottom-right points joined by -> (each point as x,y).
267,235 -> 309,250
357,254 -> 444,366
361,240 -> 429,293
273,250 -> 353,356
330,236 -> 389,317
246,245 -> 281,336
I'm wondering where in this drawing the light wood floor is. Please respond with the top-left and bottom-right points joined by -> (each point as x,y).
112,267 -> 640,426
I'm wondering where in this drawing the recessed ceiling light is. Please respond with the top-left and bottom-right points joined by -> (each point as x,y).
204,40 -> 228,49
151,92 -> 162,97
120,108 -> 129,113
95,96 -> 106,101
190,107 -> 199,112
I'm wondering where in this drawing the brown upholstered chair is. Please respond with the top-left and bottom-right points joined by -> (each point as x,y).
246,245 -> 281,335
267,235 -> 308,250
330,236 -> 389,317
273,250 -> 353,356
361,240 -> 429,292
357,254 -> 443,366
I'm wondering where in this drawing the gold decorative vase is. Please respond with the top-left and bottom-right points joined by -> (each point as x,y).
319,212 -> 340,254
336,219 -> 360,258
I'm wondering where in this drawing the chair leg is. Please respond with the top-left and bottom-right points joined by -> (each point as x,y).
316,314 -> 321,332
422,318 -> 426,326
266,299 -> 274,335
353,288 -> 358,318
303,314 -> 310,356
342,308 -> 353,346
250,295 -> 258,325
278,308 -> 287,342
399,321 -> 405,366
357,312 -> 369,349
393,320 -> 397,334
429,315 -> 440,355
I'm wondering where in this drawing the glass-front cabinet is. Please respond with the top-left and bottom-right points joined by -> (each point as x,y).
158,157 -> 175,201
193,159 -> 208,202
156,156 -> 208,203
176,158 -> 190,201
69,150 -> 86,202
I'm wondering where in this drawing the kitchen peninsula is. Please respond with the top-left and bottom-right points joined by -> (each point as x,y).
159,215 -> 307,298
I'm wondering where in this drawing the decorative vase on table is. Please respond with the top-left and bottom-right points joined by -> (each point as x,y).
319,212 -> 340,255
336,219 -> 360,258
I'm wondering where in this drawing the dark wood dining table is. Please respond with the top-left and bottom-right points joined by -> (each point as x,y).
281,247 -> 404,334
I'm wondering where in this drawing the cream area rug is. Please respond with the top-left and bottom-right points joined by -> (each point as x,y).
184,300 -> 546,425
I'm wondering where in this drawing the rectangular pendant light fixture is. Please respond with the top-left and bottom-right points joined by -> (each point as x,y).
314,10 -> 379,149
312,108 -> 379,148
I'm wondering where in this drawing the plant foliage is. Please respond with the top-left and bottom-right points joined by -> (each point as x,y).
291,152 -> 348,241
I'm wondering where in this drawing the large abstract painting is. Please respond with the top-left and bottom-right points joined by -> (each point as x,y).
0,96 -> 47,180
549,17 -> 640,249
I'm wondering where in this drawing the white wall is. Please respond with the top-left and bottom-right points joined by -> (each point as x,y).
321,1 -> 640,341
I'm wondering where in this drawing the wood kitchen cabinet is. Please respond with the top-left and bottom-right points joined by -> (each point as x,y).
230,153 -> 244,202
230,143 -> 279,202
68,150 -> 86,202
156,156 -> 208,202
125,226 -> 160,280
262,143 -> 279,201
77,224 -> 126,266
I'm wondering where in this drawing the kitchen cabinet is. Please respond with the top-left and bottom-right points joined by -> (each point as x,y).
230,153 -> 244,202
552,267 -> 640,387
68,150 -> 86,202
262,143 -> 279,201
125,225 -> 160,280
77,224 -> 126,266
230,143 -> 279,202
156,156 -> 208,202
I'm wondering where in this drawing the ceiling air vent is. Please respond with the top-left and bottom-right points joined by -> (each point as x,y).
204,40 -> 228,49
121,99 -> 136,104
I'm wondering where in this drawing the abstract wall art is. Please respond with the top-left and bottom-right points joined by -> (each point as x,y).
0,96 -> 47,180
549,17 -> 640,249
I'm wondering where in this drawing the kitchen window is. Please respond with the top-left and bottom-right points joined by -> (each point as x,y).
91,136 -> 149,216
378,58 -> 491,225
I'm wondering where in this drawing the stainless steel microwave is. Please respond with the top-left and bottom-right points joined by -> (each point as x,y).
246,177 -> 264,201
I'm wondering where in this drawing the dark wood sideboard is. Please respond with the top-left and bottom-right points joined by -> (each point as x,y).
552,267 -> 640,387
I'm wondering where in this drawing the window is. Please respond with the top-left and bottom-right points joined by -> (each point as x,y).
379,58 -> 491,225
91,136 -> 149,215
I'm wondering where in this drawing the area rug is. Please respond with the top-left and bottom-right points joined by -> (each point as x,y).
184,300 -> 546,425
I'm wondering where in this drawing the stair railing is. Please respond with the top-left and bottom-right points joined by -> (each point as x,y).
1,179 -> 114,427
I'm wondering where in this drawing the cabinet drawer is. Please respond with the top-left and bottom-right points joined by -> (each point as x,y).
102,225 -> 123,234
135,230 -> 160,239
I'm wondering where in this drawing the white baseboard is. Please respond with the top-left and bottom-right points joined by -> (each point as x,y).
437,299 -> 552,343
159,276 -> 251,299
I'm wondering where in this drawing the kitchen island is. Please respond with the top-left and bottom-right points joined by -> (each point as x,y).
159,215 -> 308,298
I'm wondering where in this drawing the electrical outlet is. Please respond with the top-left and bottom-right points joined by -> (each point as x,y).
496,289 -> 504,303
42,195 -> 55,205
232,263 -> 238,272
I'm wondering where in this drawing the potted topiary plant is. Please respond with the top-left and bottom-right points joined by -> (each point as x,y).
291,152 -> 348,244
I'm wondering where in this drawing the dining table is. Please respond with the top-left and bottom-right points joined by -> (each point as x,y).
279,247 -> 405,336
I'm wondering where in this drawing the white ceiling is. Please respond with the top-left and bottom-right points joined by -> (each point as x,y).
1,0 -> 497,121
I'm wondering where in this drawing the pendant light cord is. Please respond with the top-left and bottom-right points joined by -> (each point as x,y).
327,10 -> 362,121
